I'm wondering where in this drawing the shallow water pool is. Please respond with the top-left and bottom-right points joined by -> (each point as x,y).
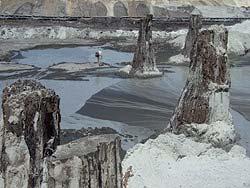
12,45 -> 133,68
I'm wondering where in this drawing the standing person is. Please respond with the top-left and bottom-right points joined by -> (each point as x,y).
95,50 -> 102,66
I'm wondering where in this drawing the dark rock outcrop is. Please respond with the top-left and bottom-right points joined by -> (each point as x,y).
92,2 -> 108,17
0,80 -> 122,188
169,25 -> 231,135
183,10 -> 202,58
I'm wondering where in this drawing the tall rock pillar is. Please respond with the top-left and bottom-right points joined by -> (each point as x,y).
183,10 -> 202,58
169,25 -> 231,134
131,14 -> 162,78
118,14 -> 162,78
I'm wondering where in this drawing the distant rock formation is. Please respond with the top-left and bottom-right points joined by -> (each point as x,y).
168,11 -> 202,65
168,25 -> 235,147
132,14 -> 155,71
1,0 -> 250,17
118,14 -> 162,78
183,10 -> 202,58
0,80 -> 122,188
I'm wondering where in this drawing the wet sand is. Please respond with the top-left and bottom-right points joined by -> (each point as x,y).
78,66 -> 186,130
77,65 -> 250,153
78,65 -> 250,129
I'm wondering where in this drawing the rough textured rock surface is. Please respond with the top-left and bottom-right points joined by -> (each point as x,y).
122,26 -> 249,188
0,79 -> 61,188
45,135 -> 122,188
117,14 -> 162,78
132,14 -> 154,70
183,11 -> 202,58
131,14 -> 162,78
169,25 -> 232,136
0,80 -> 122,188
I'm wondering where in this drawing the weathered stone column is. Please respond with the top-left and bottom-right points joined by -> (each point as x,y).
0,80 -> 61,187
118,14 -> 162,78
131,14 -> 162,77
169,25 -> 231,134
183,10 -> 202,58
132,14 -> 154,69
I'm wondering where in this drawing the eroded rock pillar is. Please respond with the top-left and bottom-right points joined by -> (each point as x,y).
169,25 -> 231,134
0,80 -> 122,188
131,14 -> 161,77
0,80 -> 61,188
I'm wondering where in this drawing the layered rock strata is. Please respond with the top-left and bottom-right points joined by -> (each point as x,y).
0,0 -> 250,17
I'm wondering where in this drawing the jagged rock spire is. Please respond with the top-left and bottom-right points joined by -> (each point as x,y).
169,25 -> 231,134
183,11 -> 202,58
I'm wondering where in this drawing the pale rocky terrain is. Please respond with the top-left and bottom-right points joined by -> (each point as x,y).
49,62 -> 110,73
123,133 -> 250,188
